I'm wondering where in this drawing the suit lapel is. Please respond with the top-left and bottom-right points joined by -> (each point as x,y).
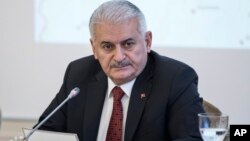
125,56 -> 154,141
83,71 -> 107,141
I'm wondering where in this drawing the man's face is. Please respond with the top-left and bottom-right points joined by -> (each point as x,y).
90,18 -> 152,85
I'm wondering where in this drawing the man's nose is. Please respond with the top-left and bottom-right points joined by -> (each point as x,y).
113,46 -> 125,62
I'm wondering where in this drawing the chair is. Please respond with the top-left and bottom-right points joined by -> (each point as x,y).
202,99 -> 221,113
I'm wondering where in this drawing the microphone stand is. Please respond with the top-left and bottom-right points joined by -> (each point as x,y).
11,87 -> 80,141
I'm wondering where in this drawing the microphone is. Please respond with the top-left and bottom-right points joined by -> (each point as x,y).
23,87 -> 80,141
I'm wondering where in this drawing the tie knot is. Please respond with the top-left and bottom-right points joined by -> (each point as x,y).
112,86 -> 124,101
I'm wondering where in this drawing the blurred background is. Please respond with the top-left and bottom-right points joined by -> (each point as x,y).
0,0 -> 250,140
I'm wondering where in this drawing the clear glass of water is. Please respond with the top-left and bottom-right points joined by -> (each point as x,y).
198,113 -> 229,141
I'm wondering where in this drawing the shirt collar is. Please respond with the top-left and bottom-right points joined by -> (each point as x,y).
107,78 -> 136,98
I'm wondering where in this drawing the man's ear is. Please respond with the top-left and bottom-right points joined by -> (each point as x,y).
145,31 -> 152,53
90,38 -> 98,59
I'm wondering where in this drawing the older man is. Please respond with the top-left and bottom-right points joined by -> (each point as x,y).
37,1 -> 205,141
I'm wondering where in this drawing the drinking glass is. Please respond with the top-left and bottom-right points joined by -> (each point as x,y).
198,113 -> 229,141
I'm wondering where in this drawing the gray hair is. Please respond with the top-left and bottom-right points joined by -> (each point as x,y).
89,0 -> 147,38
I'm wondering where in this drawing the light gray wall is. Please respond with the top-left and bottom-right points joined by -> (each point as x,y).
0,0 -> 250,124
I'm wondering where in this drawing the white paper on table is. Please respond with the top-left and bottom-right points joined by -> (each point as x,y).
22,128 -> 79,141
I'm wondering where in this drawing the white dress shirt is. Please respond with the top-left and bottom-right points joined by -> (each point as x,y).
96,78 -> 136,141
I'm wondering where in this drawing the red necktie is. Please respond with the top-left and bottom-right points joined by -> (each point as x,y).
106,86 -> 124,141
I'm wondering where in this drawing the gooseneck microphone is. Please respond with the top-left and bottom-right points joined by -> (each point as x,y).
24,87 -> 80,141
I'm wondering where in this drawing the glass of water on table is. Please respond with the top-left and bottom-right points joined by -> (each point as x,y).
198,113 -> 229,141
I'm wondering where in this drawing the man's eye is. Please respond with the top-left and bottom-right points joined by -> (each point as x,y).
124,41 -> 135,48
102,44 -> 113,50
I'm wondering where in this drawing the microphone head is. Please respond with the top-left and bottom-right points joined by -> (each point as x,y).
68,87 -> 80,98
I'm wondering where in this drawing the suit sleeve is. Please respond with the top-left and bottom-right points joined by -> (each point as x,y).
167,66 -> 205,141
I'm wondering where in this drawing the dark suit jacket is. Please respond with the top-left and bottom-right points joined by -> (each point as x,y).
37,51 -> 205,141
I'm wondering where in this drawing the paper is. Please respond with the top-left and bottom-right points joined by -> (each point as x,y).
22,128 -> 79,141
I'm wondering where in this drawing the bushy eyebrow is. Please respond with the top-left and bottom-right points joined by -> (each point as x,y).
99,38 -> 135,46
121,38 -> 135,44
100,41 -> 112,45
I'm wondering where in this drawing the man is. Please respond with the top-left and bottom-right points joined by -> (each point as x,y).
37,0 -> 205,141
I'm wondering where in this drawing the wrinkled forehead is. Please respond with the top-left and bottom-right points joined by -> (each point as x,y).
91,19 -> 142,43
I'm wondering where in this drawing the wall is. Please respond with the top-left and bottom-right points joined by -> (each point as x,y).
0,0 -> 250,124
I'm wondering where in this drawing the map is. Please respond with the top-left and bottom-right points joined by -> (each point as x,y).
34,0 -> 250,49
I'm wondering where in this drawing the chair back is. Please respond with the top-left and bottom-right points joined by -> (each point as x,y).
202,100 -> 221,113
